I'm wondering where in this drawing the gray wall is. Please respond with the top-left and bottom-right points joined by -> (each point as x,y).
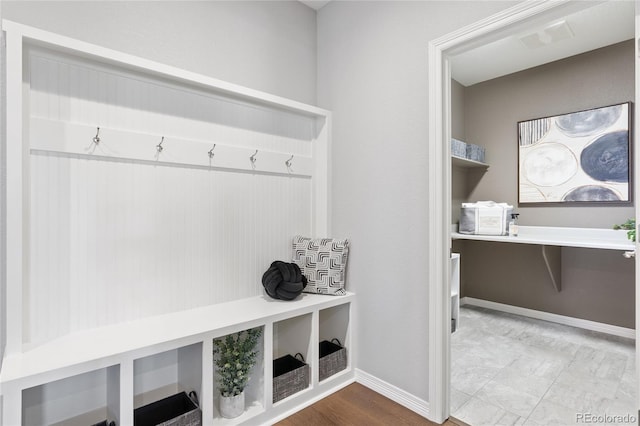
317,0 -> 518,401
457,40 -> 635,327
2,1 -> 317,105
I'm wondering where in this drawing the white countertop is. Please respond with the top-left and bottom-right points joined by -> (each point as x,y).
452,225 -> 635,251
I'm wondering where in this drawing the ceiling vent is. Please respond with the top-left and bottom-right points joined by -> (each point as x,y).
519,20 -> 575,49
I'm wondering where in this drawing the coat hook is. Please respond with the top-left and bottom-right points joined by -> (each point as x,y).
285,155 -> 294,168
250,150 -> 258,164
156,136 -> 165,153
208,144 -> 216,159
92,127 -> 101,145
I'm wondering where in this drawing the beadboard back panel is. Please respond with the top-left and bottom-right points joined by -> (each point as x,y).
24,48 -> 316,346
28,49 -> 315,154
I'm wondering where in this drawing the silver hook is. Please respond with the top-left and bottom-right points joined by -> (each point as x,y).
156,136 -> 165,153
285,155 -> 294,168
250,150 -> 258,164
208,144 -> 216,159
92,127 -> 101,145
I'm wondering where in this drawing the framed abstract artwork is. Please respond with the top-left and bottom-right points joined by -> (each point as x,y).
518,102 -> 632,204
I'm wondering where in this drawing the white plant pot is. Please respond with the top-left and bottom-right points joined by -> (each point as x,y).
220,391 -> 245,419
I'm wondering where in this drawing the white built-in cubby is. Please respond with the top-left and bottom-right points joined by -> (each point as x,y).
319,304 -> 350,349
1,20 -> 355,425
272,314 -> 313,402
211,326 -> 265,424
3,295 -> 355,425
273,314 -> 313,371
134,343 -> 202,410
22,366 -> 120,426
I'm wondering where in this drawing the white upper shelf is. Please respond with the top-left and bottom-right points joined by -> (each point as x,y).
452,225 -> 635,251
2,19 -> 329,119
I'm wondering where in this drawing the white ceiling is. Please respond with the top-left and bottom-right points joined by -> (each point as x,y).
450,1 -> 635,87
299,0 -> 331,10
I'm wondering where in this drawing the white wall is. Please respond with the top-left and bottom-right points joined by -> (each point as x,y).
1,1 -> 317,105
317,0 -> 518,401
0,0 -> 5,374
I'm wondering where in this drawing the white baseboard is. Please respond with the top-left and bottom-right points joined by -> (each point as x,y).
355,368 -> 430,420
461,297 -> 636,340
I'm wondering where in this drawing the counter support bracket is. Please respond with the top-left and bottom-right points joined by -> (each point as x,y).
541,245 -> 561,292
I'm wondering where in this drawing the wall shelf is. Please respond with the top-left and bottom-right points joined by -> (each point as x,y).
451,225 -> 634,251
451,155 -> 489,168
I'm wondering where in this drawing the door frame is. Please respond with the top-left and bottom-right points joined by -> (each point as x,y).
427,1 -> 640,423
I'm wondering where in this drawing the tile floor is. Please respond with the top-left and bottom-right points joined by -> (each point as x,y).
450,305 -> 637,426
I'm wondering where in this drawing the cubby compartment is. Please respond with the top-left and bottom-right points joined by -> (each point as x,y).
272,313 -> 313,403
318,304 -> 350,382
22,365 -> 120,426
211,326 -> 265,424
319,304 -> 350,351
133,343 -> 202,414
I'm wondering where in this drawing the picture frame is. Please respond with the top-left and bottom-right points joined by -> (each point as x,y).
518,102 -> 632,205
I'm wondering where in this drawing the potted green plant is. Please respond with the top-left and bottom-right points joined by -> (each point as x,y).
213,327 -> 262,419
613,218 -> 636,242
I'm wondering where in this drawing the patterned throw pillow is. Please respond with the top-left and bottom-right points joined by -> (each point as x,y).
292,236 -> 349,296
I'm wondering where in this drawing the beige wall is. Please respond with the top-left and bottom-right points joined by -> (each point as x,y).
464,40 -> 635,228
455,40 -> 635,327
461,243 -> 634,328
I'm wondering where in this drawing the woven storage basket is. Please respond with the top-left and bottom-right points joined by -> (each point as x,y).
134,391 -> 201,426
319,338 -> 347,382
273,353 -> 309,403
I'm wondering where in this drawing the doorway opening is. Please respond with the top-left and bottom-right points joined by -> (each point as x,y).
428,2 -> 638,424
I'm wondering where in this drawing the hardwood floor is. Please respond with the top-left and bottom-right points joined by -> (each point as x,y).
275,383 -> 458,425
